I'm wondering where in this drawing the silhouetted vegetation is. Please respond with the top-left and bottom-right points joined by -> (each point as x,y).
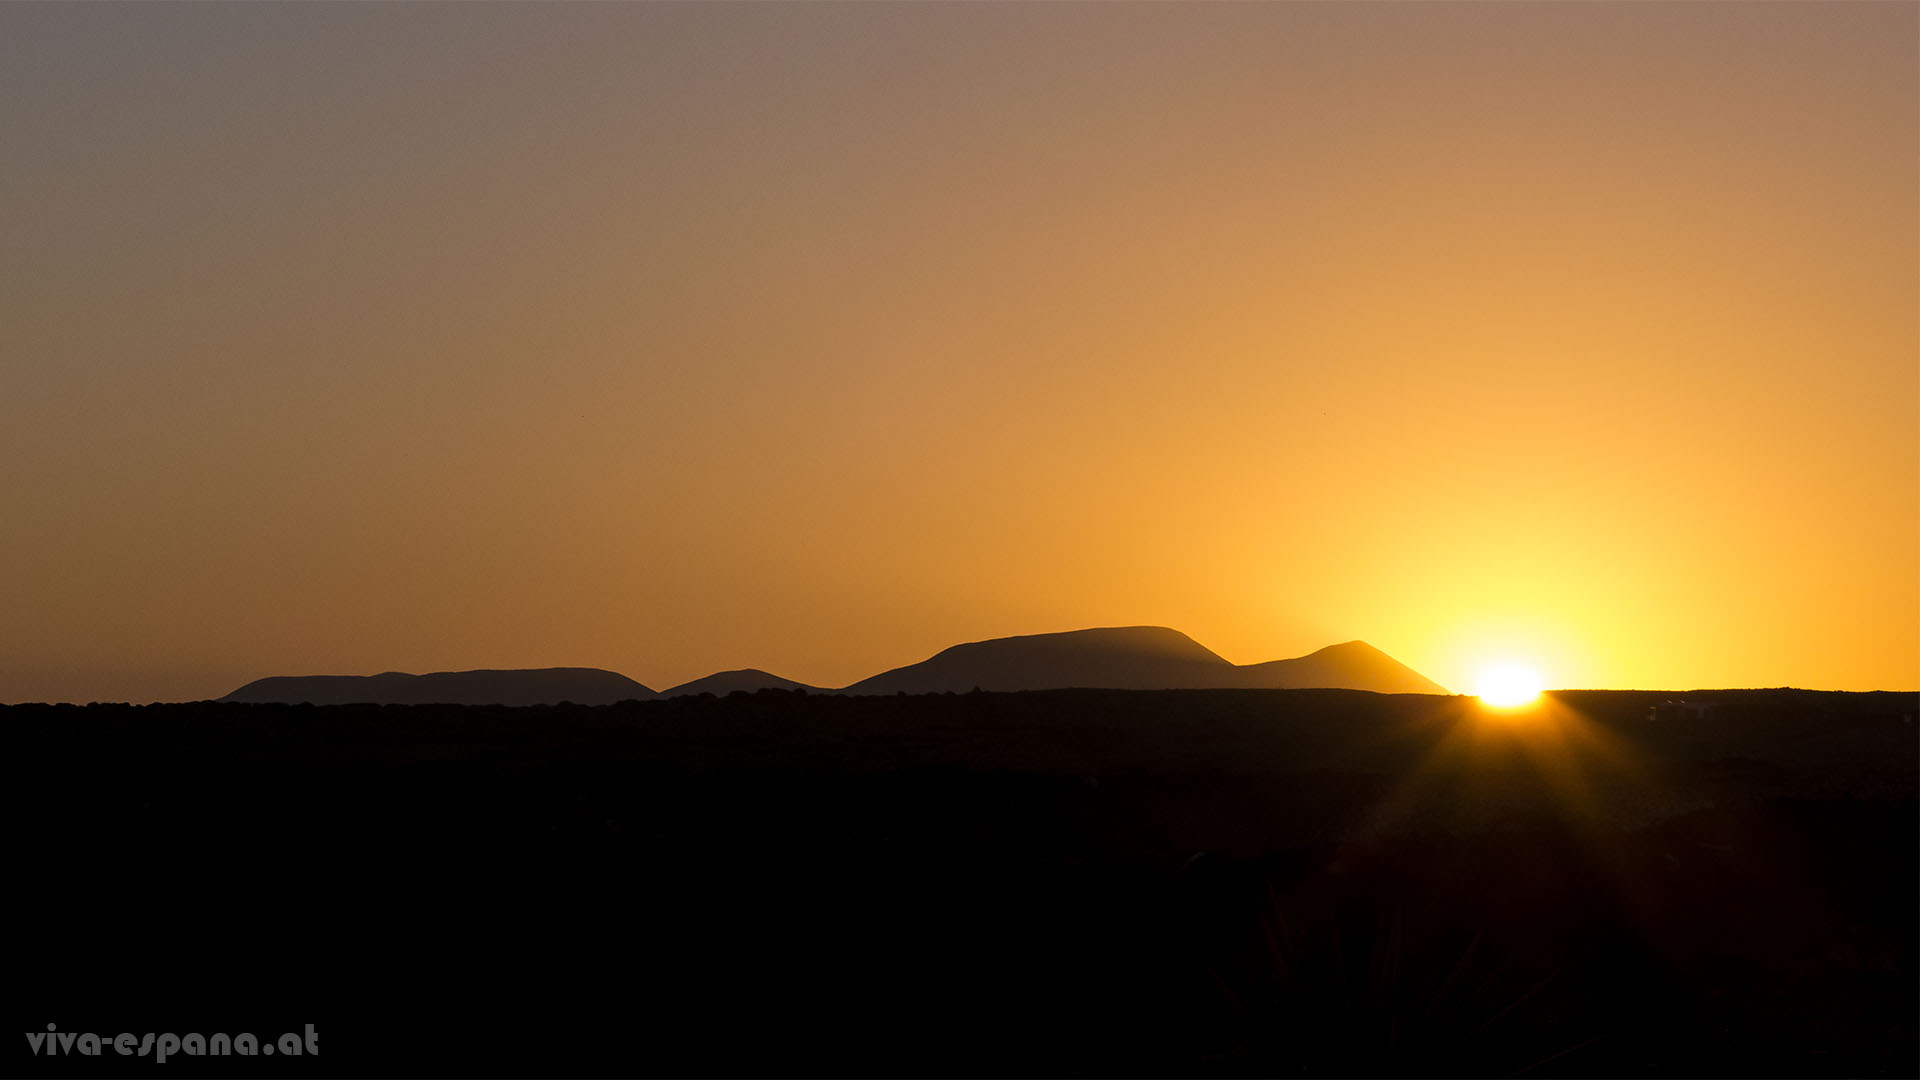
10,689 -> 1914,1076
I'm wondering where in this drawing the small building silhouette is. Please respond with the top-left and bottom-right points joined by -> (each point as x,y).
1647,699 -> 1720,721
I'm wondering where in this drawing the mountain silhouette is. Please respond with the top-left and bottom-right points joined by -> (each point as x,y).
220,667 -> 655,706
223,629 -> 1447,705
842,626 -> 1448,695
660,669 -> 821,697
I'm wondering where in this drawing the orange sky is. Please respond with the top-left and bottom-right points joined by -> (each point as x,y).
3,3 -> 1914,703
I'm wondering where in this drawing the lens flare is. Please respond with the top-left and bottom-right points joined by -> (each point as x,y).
1475,663 -> 1543,708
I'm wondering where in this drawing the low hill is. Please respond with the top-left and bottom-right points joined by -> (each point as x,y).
220,667 -> 655,706
1231,640 -> 1451,694
661,669 -> 821,698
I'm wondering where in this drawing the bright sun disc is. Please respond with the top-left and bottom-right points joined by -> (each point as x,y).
1475,663 -> 1543,708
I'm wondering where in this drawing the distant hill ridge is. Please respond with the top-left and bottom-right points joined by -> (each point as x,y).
221,668 -> 655,707
221,627 -> 1449,704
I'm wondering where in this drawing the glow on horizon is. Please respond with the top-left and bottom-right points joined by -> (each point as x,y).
1474,663 -> 1546,709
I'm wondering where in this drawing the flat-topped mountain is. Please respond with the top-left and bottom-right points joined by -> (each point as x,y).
661,669 -> 821,698
840,626 -> 1447,695
843,626 -> 1233,694
221,667 -> 655,706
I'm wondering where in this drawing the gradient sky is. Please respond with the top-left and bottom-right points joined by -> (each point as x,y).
4,2 -> 1915,703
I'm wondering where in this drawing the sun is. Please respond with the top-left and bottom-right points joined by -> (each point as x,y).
1474,662 -> 1543,708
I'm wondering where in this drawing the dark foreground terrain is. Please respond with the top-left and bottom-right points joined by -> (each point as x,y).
10,689 -> 1916,1077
